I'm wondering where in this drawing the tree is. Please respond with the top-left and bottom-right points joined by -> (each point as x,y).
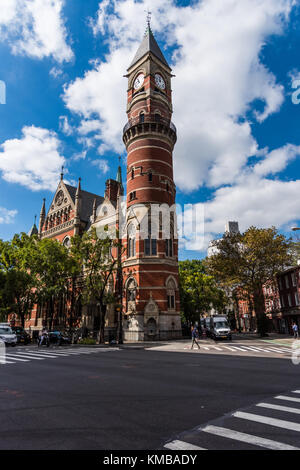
32,237 -> 74,330
0,234 -> 38,327
71,227 -> 121,343
179,259 -> 229,325
205,226 -> 292,336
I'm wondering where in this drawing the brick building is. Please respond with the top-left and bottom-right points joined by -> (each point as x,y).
25,25 -> 182,341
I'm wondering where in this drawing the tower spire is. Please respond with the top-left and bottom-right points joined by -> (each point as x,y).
116,157 -> 124,196
39,198 -> 46,236
61,165 -> 64,181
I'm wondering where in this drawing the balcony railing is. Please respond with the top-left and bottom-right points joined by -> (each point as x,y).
123,117 -> 176,135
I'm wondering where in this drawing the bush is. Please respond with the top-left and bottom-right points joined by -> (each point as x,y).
78,338 -> 96,345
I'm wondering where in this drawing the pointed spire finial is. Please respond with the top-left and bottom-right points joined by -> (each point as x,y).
61,165 -> 64,180
34,214 -> 37,225
144,9 -> 152,35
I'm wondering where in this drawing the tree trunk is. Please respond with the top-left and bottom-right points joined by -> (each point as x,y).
253,287 -> 268,337
99,303 -> 106,344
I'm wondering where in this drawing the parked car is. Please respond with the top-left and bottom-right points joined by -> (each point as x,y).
0,325 -> 17,346
48,331 -> 72,345
11,326 -> 31,345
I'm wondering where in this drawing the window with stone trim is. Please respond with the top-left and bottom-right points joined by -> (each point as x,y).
166,278 -> 176,310
127,223 -> 136,258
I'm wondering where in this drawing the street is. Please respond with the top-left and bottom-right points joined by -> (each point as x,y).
0,339 -> 300,450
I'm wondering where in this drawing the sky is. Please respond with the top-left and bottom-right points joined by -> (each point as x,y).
0,0 -> 300,260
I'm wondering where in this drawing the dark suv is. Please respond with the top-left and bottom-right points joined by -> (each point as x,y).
11,326 -> 31,345
49,331 -> 72,346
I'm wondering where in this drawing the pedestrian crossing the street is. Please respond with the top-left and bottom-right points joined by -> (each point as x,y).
163,390 -> 300,450
0,347 -> 121,366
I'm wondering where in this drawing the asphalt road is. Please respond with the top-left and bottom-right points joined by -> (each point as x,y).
0,346 -> 299,450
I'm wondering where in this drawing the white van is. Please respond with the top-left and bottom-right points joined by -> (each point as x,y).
205,315 -> 232,341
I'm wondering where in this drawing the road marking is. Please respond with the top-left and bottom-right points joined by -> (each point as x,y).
265,347 -> 289,354
242,346 -> 269,353
230,346 -> 249,352
275,395 -> 300,403
0,359 -> 16,364
233,411 -> 300,432
164,440 -> 206,450
202,347 -> 210,350
9,353 -> 45,360
16,352 -> 58,359
292,390 -> 300,394
201,425 -> 299,450
223,346 -> 236,352
4,355 -> 30,362
211,346 -> 222,351
257,402 -> 300,415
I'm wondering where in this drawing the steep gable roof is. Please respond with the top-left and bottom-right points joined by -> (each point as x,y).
129,26 -> 170,70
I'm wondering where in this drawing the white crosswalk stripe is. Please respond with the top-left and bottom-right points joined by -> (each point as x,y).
0,347 -> 121,366
275,395 -> 300,403
164,440 -> 206,450
162,390 -> 300,450
257,402 -> 300,415
233,411 -> 300,432
201,425 -> 299,450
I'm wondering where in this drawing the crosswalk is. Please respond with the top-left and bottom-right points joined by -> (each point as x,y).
163,390 -> 300,450
0,347 -> 121,366
182,343 -> 293,356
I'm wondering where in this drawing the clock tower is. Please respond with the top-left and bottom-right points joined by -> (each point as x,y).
122,23 -> 181,341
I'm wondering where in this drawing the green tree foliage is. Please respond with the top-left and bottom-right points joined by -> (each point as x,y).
70,228 -> 121,343
206,226 -> 292,336
31,237 -> 75,330
0,234 -> 38,327
179,259 -> 229,324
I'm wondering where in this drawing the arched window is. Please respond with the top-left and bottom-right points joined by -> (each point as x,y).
165,238 -> 173,257
144,214 -> 157,256
131,168 -> 134,179
148,171 -> 152,182
166,277 -> 176,310
127,223 -> 136,258
63,236 -> 71,249
154,113 -> 161,122
139,112 -> 145,123
126,277 -> 137,313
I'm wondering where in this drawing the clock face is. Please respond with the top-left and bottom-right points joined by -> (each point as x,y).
55,190 -> 64,206
155,73 -> 165,90
133,73 -> 144,90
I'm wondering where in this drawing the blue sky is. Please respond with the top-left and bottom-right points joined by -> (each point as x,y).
0,0 -> 300,260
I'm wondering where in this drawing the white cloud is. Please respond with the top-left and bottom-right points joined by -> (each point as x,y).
59,115 -> 74,136
91,159 -> 109,174
0,0 -> 73,62
0,207 -> 17,225
63,0 -> 293,190
253,144 -> 300,177
0,126 -> 65,191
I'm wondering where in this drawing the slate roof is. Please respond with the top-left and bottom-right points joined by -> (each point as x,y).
129,26 -> 170,69
65,184 -> 104,223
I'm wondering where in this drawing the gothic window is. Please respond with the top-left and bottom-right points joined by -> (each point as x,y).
155,113 -> 161,122
63,236 -> 71,249
166,277 -> 176,310
144,215 -> 157,256
131,168 -> 134,179
139,112 -> 145,123
129,191 -> 136,201
127,223 -> 136,258
148,171 -> 152,182
166,182 -> 169,192
165,238 -> 173,257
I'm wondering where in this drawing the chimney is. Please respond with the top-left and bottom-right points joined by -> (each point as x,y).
105,179 -> 119,203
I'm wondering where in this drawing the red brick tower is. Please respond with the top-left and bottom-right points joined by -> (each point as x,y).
122,24 -> 181,341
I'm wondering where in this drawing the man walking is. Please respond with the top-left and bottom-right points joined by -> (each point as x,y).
292,322 -> 299,339
191,326 -> 200,350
